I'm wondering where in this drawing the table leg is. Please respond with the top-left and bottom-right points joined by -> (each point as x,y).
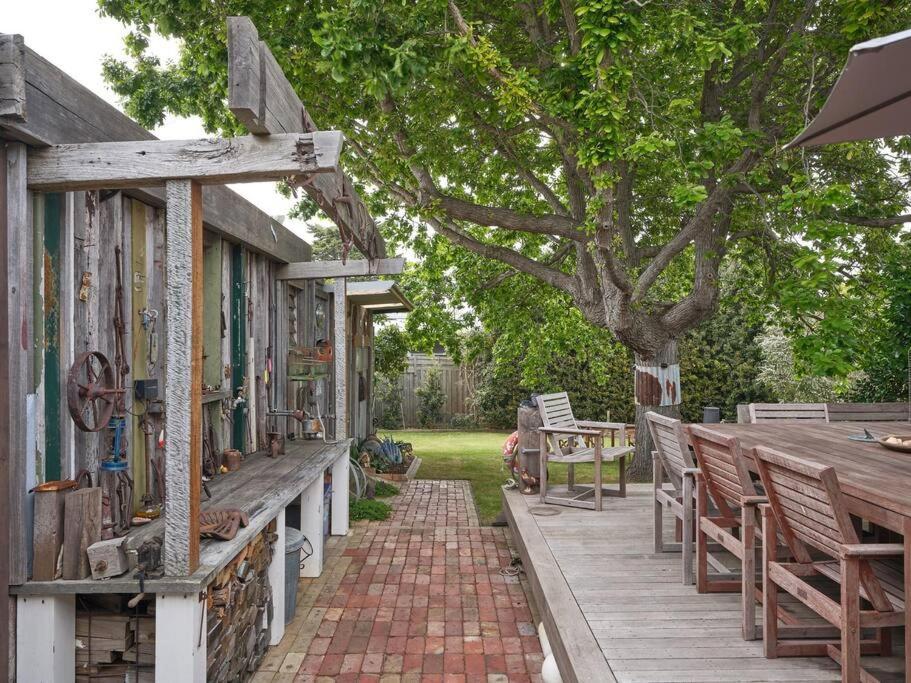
17,594 -> 74,681
619,455 -> 627,497
156,592 -> 207,683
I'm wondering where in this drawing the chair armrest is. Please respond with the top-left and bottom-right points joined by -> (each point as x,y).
681,467 -> 700,477
577,420 -> 626,431
538,426 -> 601,437
839,543 -> 905,558
740,495 -> 768,506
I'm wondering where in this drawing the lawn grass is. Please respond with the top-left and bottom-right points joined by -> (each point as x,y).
382,430 -> 619,525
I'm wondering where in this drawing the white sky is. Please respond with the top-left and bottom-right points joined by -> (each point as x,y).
4,0 -> 313,241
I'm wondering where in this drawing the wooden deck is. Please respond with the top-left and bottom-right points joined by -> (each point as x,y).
503,484 -> 905,683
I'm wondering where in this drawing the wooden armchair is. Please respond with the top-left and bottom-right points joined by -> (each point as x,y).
647,412 -> 698,584
535,392 -> 632,511
755,446 -> 902,683
685,424 -> 766,640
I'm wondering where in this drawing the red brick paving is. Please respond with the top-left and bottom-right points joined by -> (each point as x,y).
282,480 -> 543,682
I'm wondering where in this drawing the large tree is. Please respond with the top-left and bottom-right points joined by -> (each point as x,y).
100,0 -> 911,477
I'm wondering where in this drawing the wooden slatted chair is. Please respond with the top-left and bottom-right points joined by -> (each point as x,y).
748,403 -> 829,423
647,412 -> 698,584
755,446 -> 902,682
536,392 -> 632,511
827,402 -> 910,422
685,424 -> 766,640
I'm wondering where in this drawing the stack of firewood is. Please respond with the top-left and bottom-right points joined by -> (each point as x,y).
75,597 -> 154,682
206,529 -> 276,682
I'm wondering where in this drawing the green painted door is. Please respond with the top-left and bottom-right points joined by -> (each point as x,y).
42,193 -> 63,481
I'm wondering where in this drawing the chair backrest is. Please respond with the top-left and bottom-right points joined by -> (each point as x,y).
748,403 -> 828,423
535,392 -> 581,456
646,412 -> 693,491
827,402 -> 910,422
686,424 -> 756,516
753,445 -> 892,611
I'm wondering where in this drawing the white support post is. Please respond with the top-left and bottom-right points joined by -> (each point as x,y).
164,179 -> 202,575
333,278 -> 347,440
17,594 -> 75,682
331,451 -> 349,536
155,593 -> 206,683
267,508 -> 286,645
300,478 -> 325,578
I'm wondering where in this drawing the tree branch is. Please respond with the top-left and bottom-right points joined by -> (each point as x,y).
833,213 -> 911,228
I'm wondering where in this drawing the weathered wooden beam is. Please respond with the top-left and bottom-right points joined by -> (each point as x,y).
334,279 -> 347,440
277,257 -> 404,281
2,142 -> 30,590
227,16 -> 385,260
1,44 -> 308,263
27,132 -> 342,191
0,34 -> 26,121
164,179 -> 202,576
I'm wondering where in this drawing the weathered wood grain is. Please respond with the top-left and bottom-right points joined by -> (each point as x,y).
0,34 -> 26,121
62,487 -> 102,580
277,257 -> 404,281
334,279 -> 347,439
31,486 -> 72,581
163,180 -> 202,575
227,16 -> 385,260
3,142 -> 31,587
27,132 -> 342,191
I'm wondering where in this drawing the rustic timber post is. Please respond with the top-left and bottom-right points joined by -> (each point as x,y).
164,179 -> 202,575
334,278 -> 347,439
517,401 -> 542,491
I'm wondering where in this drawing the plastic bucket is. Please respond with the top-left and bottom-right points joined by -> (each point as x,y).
284,527 -> 307,623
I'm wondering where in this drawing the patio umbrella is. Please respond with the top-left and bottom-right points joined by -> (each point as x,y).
787,27 -> 911,147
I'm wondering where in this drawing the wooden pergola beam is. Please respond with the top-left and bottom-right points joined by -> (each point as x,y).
227,16 -> 386,260
277,257 -> 404,281
163,179 -> 203,575
0,34 -> 26,121
26,132 -> 342,191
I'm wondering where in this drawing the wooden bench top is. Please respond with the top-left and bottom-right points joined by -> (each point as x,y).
12,439 -> 350,595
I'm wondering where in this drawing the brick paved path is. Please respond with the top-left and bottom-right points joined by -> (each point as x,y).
255,480 -> 544,682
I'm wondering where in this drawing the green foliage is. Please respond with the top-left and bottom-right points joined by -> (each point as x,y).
307,222 -> 360,262
372,479 -> 399,498
349,498 -> 392,522
374,374 -> 404,430
97,0 -> 911,406
374,326 -> 410,377
416,366 -> 445,428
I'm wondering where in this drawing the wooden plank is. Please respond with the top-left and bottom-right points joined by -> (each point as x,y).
334,278 -> 347,439
1,43 -> 309,263
62,487 -> 102,580
163,179 -> 202,575
277,257 -> 404,280
0,34 -> 26,120
27,131 -> 342,191
31,486 -> 71,581
3,142 -> 30,587
502,489 -> 617,683
0,142 -> 11,682
226,16 -> 385,260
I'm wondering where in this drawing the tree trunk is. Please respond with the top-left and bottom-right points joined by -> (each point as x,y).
628,340 -> 681,481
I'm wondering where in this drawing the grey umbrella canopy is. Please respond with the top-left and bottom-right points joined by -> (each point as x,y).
787,27 -> 911,148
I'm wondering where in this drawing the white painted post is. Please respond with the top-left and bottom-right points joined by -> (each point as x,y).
267,508 -> 286,645
334,278 -> 347,440
300,477 -> 325,578
331,452 -> 349,536
17,594 -> 75,682
163,179 -> 202,575
155,593 -> 206,683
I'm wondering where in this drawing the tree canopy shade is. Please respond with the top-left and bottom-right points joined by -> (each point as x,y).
99,0 -> 911,475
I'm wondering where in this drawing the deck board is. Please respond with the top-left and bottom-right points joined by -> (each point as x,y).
504,484 -> 905,683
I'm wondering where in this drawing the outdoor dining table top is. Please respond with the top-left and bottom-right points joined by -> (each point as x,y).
702,421 -> 911,527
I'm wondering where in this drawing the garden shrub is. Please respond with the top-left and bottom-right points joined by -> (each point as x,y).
416,366 -> 445,427
350,498 -> 392,521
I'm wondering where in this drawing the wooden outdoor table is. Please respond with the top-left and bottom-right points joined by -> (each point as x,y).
705,421 -> 911,679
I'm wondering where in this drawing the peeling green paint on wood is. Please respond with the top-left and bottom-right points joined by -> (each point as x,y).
42,193 -> 63,481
